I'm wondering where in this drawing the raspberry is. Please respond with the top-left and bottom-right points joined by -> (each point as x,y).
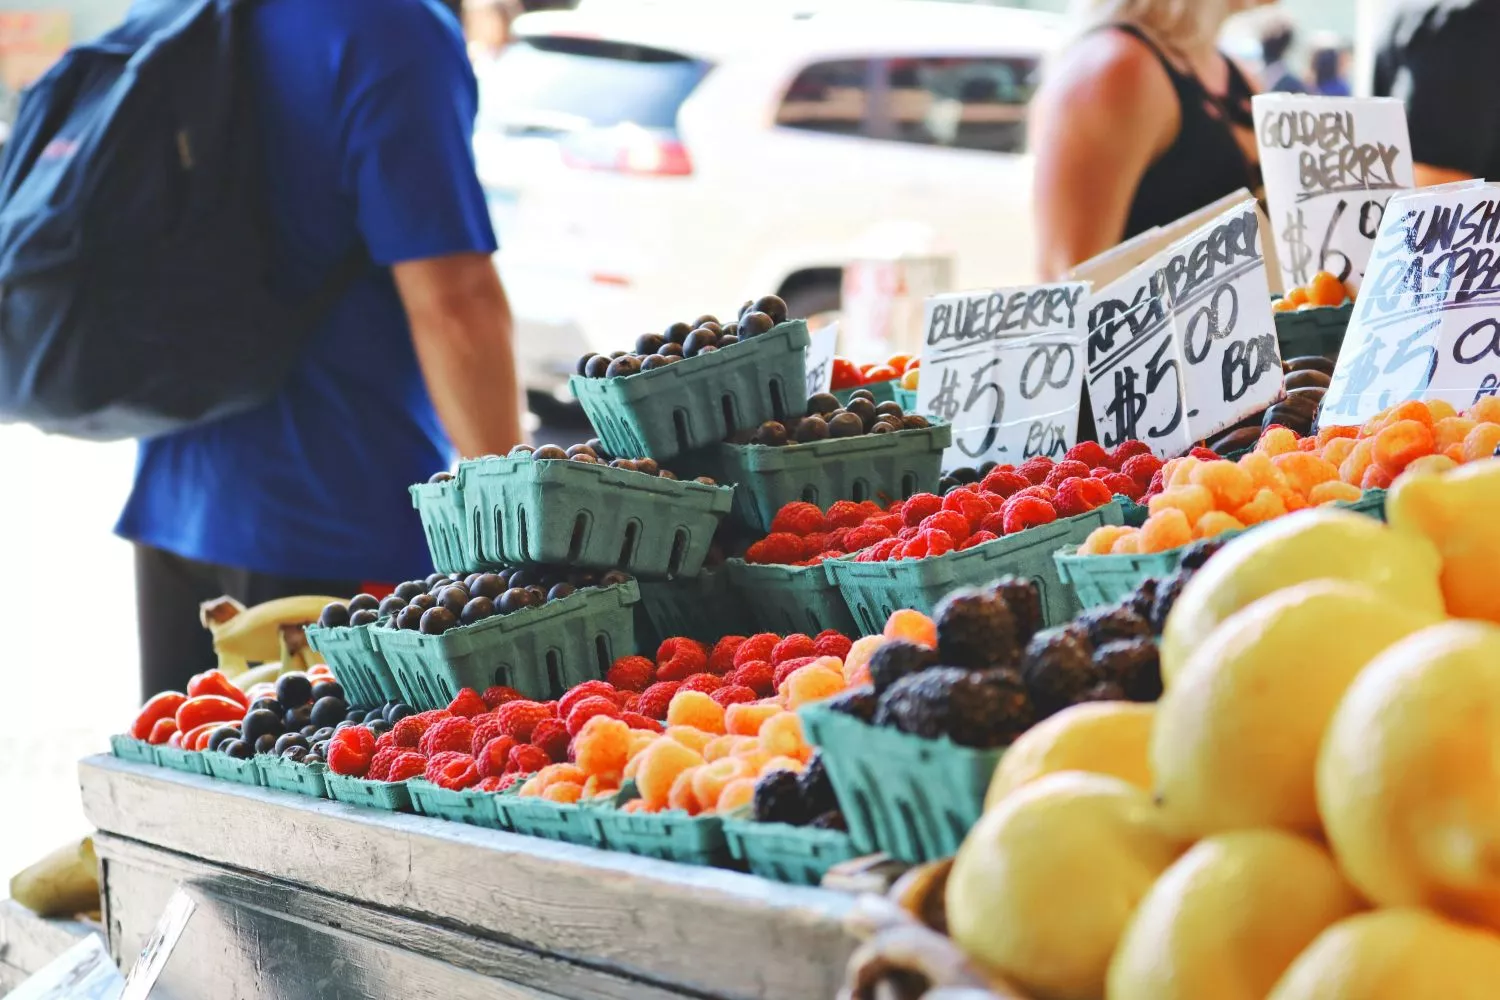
1101,471 -> 1144,502
1018,456 -> 1055,484
494,700 -> 552,742
903,528 -> 956,559
477,736 -> 518,778
507,743 -> 551,775
476,776 -> 507,793
481,686 -> 524,710
979,509 -> 1007,535
734,634 -> 781,669
375,731 -> 397,752
794,532 -> 828,559
825,500 -> 869,530
470,717 -> 503,756
1053,478 -> 1095,518
1044,460 -> 1092,489
813,630 -> 853,660
711,685 -> 758,708
1121,453 -> 1164,489
1090,466 -> 1113,479
920,510 -> 973,545
656,637 -> 709,682
898,526 -> 920,540
560,680 -> 617,721
1012,484 -> 1058,504
385,751 -> 426,782
367,746 -> 402,782
843,522 -> 895,553
492,771 -> 527,792
1189,446 -> 1220,462
826,527 -> 851,552
327,726 -> 376,777
1002,495 -> 1058,534
1146,469 -> 1165,498
767,635 -> 813,665
618,692 -> 641,713
745,533 -> 804,565
566,695 -> 622,737
1065,441 -> 1111,469
770,501 -> 827,535
679,673 -> 725,694
621,711 -> 665,732
869,538 -> 903,561
637,681 -> 682,720
730,660 -> 776,696
900,493 -> 943,527
419,717 -> 475,757
425,751 -> 480,791
774,655 -> 819,689
869,514 -> 904,535
942,488 -> 994,529
446,687 -> 489,718
959,529 -> 1000,550
708,636 -> 747,675
391,714 -> 429,749
530,719 -> 571,763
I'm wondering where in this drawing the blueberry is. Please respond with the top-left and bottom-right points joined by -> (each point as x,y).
241,709 -> 283,744
438,586 -> 469,617
348,593 -> 381,614
470,574 -> 505,601
420,607 -> 458,635
311,696 -> 350,728
393,581 -> 425,602
547,583 -> 576,602
206,726 -> 240,753
584,354 -> 612,378
249,697 -> 284,716
378,595 -> 407,618
385,704 -> 414,724
461,596 -> 496,626
283,704 -> 313,731
310,680 -> 344,704
349,608 -> 379,627
281,745 -> 309,763
497,588 -> 536,615
275,673 -> 313,708
222,739 -> 253,760
318,602 -> 350,628
396,605 -> 425,631
363,708 -> 385,724
274,733 -> 310,756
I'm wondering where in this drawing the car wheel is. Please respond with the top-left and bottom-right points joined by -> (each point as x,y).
782,281 -> 841,331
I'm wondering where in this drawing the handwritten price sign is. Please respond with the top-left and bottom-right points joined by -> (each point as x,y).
915,283 -> 1087,469
1322,183 -> 1500,425
1255,95 -> 1414,292
1086,201 -> 1284,457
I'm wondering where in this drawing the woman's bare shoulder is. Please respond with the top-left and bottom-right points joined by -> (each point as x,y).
1041,27 -> 1176,114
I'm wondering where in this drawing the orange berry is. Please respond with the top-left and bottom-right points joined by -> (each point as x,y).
704,734 -> 753,762
1234,488 -> 1289,525
1139,508 -> 1194,554
533,763 -> 586,792
760,755 -> 806,776
725,701 -> 783,738
581,774 -> 620,799
1272,451 -> 1339,497
1308,271 -> 1348,307
1361,463 -> 1394,490
731,744 -> 773,772
1320,437 -> 1357,470
574,716 -> 631,778
1435,416 -> 1478,452
1361,411 -> 1393,438
1272,297 -> 1296,313
1257,426 -> 1299,457
1461,422 -> 1500,463
1189,460 -> 1256,510
629,730 -> 657,756
1467,397 -> 1500,424
1403,454 -> 1458,477
1081,524 -> 1134,555
1445,443 -> 1467,463
758,711 -> 808,758
1280,489 -> 1310,513
717,778 -> 756,813
666,691 -> 726,735
668,768 -> 702,815
1308,481 -> 1363,505
1425,399 -> 1458,422
1338,438 -> 1375,485
1110,530 -> 1143,555
543,781 -> 583,804
883,608 -> 937,648
621,799 -> 649,814
1163,456 -> 1200,488
636,738 -> 704,810
1372,419 -> 1436,475
780,664 -> 845,709
692,757 -> 753,812
1284,286 -> 1310,308
1148,485 -> 1215,525
1386,399 -> 1434,428
1194,510 -> 1245,539
1296,436 -> 1320,452
665,725 -> 714,754
842,635 -> 885,685
1316,424 -> 1359,446
1238,451 -> 1291,492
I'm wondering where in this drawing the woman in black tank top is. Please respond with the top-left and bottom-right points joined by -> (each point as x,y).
1030,2 -> 1268,279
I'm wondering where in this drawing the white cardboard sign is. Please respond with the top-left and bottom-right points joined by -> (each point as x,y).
1255,95 -> 1414,292
804,322 -> 840,397
1082,200 -> 1284,457
1321,181 -> 1500,426
914,282 -> 1087,468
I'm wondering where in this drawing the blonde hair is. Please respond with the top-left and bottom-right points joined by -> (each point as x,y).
1066,0 -> 1264,53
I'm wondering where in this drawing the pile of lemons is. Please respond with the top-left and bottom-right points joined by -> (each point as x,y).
945,459 -> 1500,1000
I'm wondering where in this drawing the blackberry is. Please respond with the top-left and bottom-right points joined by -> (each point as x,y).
935,588 -> 1021,670
1079,606 -> 1152,648
1094,639 -> 1163,702
1074,679 -> 1129,704
810,810 -> 848,832
798,752 -> 837,817
869,640 -> 940,694
989,576 -> 1043,645
1021,627 -> 1103,719
1149,570 -> 1191,634
752,769 -> 807,826
1126,577 -> 1159,624
1179,537 -> 1228,572
875,667 -> 1034,748
824,685 -> 878,723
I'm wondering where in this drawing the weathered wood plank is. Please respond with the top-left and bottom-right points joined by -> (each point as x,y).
81,755 -> 855,1000
0,898 -> 102,983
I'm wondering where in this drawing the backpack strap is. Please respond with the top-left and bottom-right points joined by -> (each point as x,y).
296,241 -> 372,330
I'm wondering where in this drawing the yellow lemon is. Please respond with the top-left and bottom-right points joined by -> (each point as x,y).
1160,508 -> 1444,686
946,772 -> 1184,1000
984,701 -> 1153,811
1151,579 -> 1440,839
1388,459 -> 1500,623
1108,829 -> 1363,1000
1318,620 -> 1500,930
1268,909 -> 1500,1000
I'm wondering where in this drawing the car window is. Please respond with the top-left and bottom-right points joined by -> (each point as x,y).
884,56 -> 1037,153
774,59 -> 873,138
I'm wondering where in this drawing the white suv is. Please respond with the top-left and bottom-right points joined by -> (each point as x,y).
476,1 -> 1059,397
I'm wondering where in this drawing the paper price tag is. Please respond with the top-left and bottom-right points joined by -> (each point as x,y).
1086,201 -> 1284,456
915,283 -> 1087,469
804,322 -> 839,398
1255,95 -> 1414,291
1322,182 -> 1500,425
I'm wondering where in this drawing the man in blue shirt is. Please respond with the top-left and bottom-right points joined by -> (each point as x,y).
116,0 -> 524,698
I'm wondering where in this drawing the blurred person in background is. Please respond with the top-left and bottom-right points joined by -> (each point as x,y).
1310,35 -> 1351,96
1030,0 -> 1268,280
465,0 -> 522,68
1374,0 -> 1500,186
1257,15 -> 1306,94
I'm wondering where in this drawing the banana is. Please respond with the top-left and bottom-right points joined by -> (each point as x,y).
232,662 -> 284,692
200,595 -> 343,670
279,623 -> 324,674
10,838 -> 99,918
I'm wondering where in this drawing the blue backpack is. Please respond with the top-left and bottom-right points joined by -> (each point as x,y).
0,0 -> 362,441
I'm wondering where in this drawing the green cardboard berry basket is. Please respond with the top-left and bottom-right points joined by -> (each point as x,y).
304,622 -> 401,706
408,477 -> 470,575
827,503 -> 1126,636
155,745 -> 212,776
325,773 -> 413,812
255,755 -> 329,798
636,570 -> 744,648
892,387 -> 918,413
724,559 -> 857,637
454,456 -> 733,578
407,779 -> 510,829
569,320 -> 811,461
1052,543 -> 1193,610
594,786 -> 730,867
375,580 -> 640,710
799,703 -> 1004,863
204,751 -> 265,787
498,794 -> 609,847
1273,300 -> 1352,361
109,734 -> 159,766
834,379 -> 898,405
708,422 -> 951,535
722,812 -> 859,886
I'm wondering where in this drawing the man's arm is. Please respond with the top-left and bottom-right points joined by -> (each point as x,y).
394,253 -> 525,459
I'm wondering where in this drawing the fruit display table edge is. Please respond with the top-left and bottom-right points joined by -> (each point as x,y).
79,755 -> 855,1000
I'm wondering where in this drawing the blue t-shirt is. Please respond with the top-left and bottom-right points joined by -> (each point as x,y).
116,0 -> 497,583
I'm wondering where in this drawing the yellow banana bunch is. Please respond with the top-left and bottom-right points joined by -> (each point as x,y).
199,595 -> 341,675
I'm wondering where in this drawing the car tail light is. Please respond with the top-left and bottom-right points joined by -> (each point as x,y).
562,125 -> 693,177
